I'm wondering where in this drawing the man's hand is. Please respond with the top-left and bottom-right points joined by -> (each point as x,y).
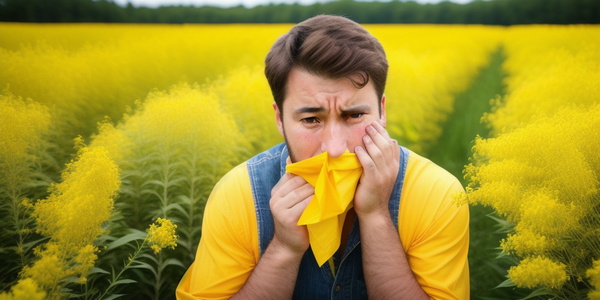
233,161 -> 313,300
354,120 -> 400,221
269,165 -> 313,256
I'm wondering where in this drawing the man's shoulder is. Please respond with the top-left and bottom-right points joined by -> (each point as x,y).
405,149 -> 462,189
211,162 -> 252,200
212,143 -> 287,201
400,149 -> 464,220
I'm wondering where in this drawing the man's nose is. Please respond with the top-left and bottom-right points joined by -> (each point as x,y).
321,122 -> 347,158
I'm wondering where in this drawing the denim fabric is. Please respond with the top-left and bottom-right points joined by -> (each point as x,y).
247,142 -> 410,299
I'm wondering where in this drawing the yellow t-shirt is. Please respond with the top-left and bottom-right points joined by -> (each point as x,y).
176,150 -> 470,300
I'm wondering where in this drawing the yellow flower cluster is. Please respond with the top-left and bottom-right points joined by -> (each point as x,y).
205,65 -> 283,154
588,260 -> 600,300
147,217 -> 178,254
508,256 -> 567,290
90,83 -> 256,258
0,92 -> 51,194
463,105 -> 600,294
23,144 -> 120,298
459,25 -> 600,298
485,25 -> 600,134
0,23 -> 290,164
0,278 -> 45,300
368,25 -> 504,151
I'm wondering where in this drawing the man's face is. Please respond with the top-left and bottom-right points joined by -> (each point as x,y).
274,68 -> 386,163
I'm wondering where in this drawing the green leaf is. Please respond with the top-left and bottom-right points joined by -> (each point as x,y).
158,258 -> 186,273
106,229 -> 147,250
495,278 -> 516,289
140,189 -> 164,202
166,177 -> 187,188
21,237 -> 50,251
487,213 -> 514,233
139,253 -> 159,263
68,293 -> 85,298
131,262 -> 158,277
521,288 -> 556,300
142,179 -> 167,188
60,276 -> 80,284
103,294 -> 126,300
112,279 -> 137,286
164,203 -> 186,215
88,267 -> 110,275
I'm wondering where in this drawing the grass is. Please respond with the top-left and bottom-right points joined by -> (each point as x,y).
426,48 -> 530,300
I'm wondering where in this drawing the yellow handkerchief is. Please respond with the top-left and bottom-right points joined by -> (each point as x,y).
286,151 -> 363,267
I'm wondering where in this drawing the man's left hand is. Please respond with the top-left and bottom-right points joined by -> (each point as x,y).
353,120 -> 400,221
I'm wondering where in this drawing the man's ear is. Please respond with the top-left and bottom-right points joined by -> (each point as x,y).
273,102 -> 285,137
380,95 -> 387,128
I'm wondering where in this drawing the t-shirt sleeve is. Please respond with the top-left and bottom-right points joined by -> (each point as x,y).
176,163 -> 259,300
399,152 -> 470,300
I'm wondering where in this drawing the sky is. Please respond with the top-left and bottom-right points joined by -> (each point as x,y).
114,0 -> 473,9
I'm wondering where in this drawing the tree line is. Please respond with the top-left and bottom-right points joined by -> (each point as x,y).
0,0 -> 599,25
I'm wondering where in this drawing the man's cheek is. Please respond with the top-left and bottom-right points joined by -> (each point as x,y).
351,125 -> 368,152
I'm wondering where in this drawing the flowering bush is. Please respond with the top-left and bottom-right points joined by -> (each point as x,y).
459,25 -> 600,299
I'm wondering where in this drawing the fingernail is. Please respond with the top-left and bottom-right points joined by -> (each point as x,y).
356,146 -> 364,152
366,125 -> 374,133
364,135 -> 372,143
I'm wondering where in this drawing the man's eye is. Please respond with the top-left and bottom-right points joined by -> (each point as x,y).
302,117 -> 319,124
349,113 -> 363,119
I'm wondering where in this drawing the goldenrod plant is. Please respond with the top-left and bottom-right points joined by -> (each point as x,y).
459,25 -> 600,299
9,141 -> 119,300
0,92 -> 52,288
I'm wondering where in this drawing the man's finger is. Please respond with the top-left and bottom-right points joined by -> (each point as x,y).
272,173 -> 305,197
363,133 -> 385,169
284,182 -> 314,209
372,121 -> 391,140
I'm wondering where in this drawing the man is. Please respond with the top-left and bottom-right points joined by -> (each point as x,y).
177,15 -> 469,299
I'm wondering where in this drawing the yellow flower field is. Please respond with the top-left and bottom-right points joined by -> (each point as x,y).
0,23 -> 598,299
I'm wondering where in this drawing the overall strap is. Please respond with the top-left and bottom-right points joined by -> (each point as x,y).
247,143 -> 288,256
389,146 -> 410,230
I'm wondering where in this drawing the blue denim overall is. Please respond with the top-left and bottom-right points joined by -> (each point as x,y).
247,143 -> 410,299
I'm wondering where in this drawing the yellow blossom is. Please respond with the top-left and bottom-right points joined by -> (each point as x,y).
0,278 -> 45,300
22,243 -> 67,290
501,231 -> 552,257
588,260 -> 600,299
24,144 -> 120,297
0,92 -> 51,195
508,256 -> 568,290
73,244 -> 98,284
33,145 -> 120,249
147,217 -> 178,254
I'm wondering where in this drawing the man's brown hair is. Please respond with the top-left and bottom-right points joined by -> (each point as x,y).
264,15 -> 389,117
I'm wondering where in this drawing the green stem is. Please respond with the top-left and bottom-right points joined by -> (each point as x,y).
153,253 -> 163,300
96,237 -> 148,300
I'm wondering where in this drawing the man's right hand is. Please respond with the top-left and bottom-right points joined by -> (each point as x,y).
232,165 -> 313,299
269,169 -> 313,256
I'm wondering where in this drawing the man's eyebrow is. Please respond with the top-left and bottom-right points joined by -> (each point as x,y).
294,106 -> 326,114
341,105 -> 371,113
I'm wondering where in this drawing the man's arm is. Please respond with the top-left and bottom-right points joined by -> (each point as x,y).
232,171 -> 313,299
354,121 -> 430,300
